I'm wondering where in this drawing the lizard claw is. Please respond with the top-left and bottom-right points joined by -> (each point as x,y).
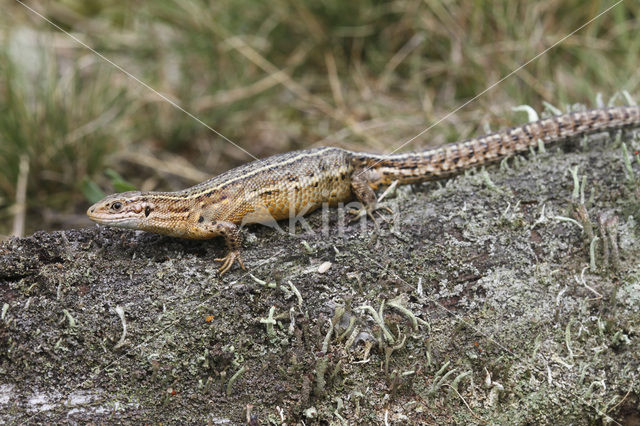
347,207 -> 368,223
378,205 -> 394,216
215,250 -> 246,275
348,203 -> 392,224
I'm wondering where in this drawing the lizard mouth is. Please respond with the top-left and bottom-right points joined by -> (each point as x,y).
86,205 -> 139,228
86,204 -> 111,223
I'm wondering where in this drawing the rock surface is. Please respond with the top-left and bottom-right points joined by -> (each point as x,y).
1,132 -> 640,423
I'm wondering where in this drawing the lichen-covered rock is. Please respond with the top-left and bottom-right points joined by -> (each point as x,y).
1,133 -> 639,423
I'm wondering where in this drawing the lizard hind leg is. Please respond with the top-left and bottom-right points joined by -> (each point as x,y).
349,173 -> 394,225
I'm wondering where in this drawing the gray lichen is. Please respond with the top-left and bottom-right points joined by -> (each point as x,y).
1,129 -> 639,423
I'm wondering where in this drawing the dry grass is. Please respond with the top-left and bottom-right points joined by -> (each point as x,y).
0,0 -> 639,235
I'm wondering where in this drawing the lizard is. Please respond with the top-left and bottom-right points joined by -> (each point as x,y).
87,105 -> 640,274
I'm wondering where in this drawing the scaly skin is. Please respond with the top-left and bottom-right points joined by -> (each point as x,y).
87,105 -> 640,274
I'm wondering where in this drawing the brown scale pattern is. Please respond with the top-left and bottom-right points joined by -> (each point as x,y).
87,105 -> 640,273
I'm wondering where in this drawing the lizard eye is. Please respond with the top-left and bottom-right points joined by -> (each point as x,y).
111,202 -> 123,211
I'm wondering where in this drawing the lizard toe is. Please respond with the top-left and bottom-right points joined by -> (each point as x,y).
215,250 -> 244,275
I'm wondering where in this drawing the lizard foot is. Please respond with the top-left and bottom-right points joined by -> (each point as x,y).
215,250 -> 246,275
347,203 -> 393,224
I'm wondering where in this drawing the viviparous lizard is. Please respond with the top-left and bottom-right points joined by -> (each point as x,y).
87,105 -> 640,274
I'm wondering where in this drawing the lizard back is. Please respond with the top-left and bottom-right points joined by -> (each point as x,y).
169,147 -> 355,226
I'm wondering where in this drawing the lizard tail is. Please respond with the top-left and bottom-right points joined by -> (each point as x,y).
352,105 -> 640,186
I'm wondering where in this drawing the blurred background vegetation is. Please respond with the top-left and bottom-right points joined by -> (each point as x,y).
0,0 -> 639,237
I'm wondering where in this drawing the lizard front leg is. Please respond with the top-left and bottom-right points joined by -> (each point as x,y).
193,219 -> 246,275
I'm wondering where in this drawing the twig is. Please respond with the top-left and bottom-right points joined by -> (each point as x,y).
114,150 -> 210,183
446,384 -> 482,420
12,154 -> 29,238
324,51 -> 346,111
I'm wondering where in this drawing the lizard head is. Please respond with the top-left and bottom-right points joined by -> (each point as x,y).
87,191 -> 152,229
